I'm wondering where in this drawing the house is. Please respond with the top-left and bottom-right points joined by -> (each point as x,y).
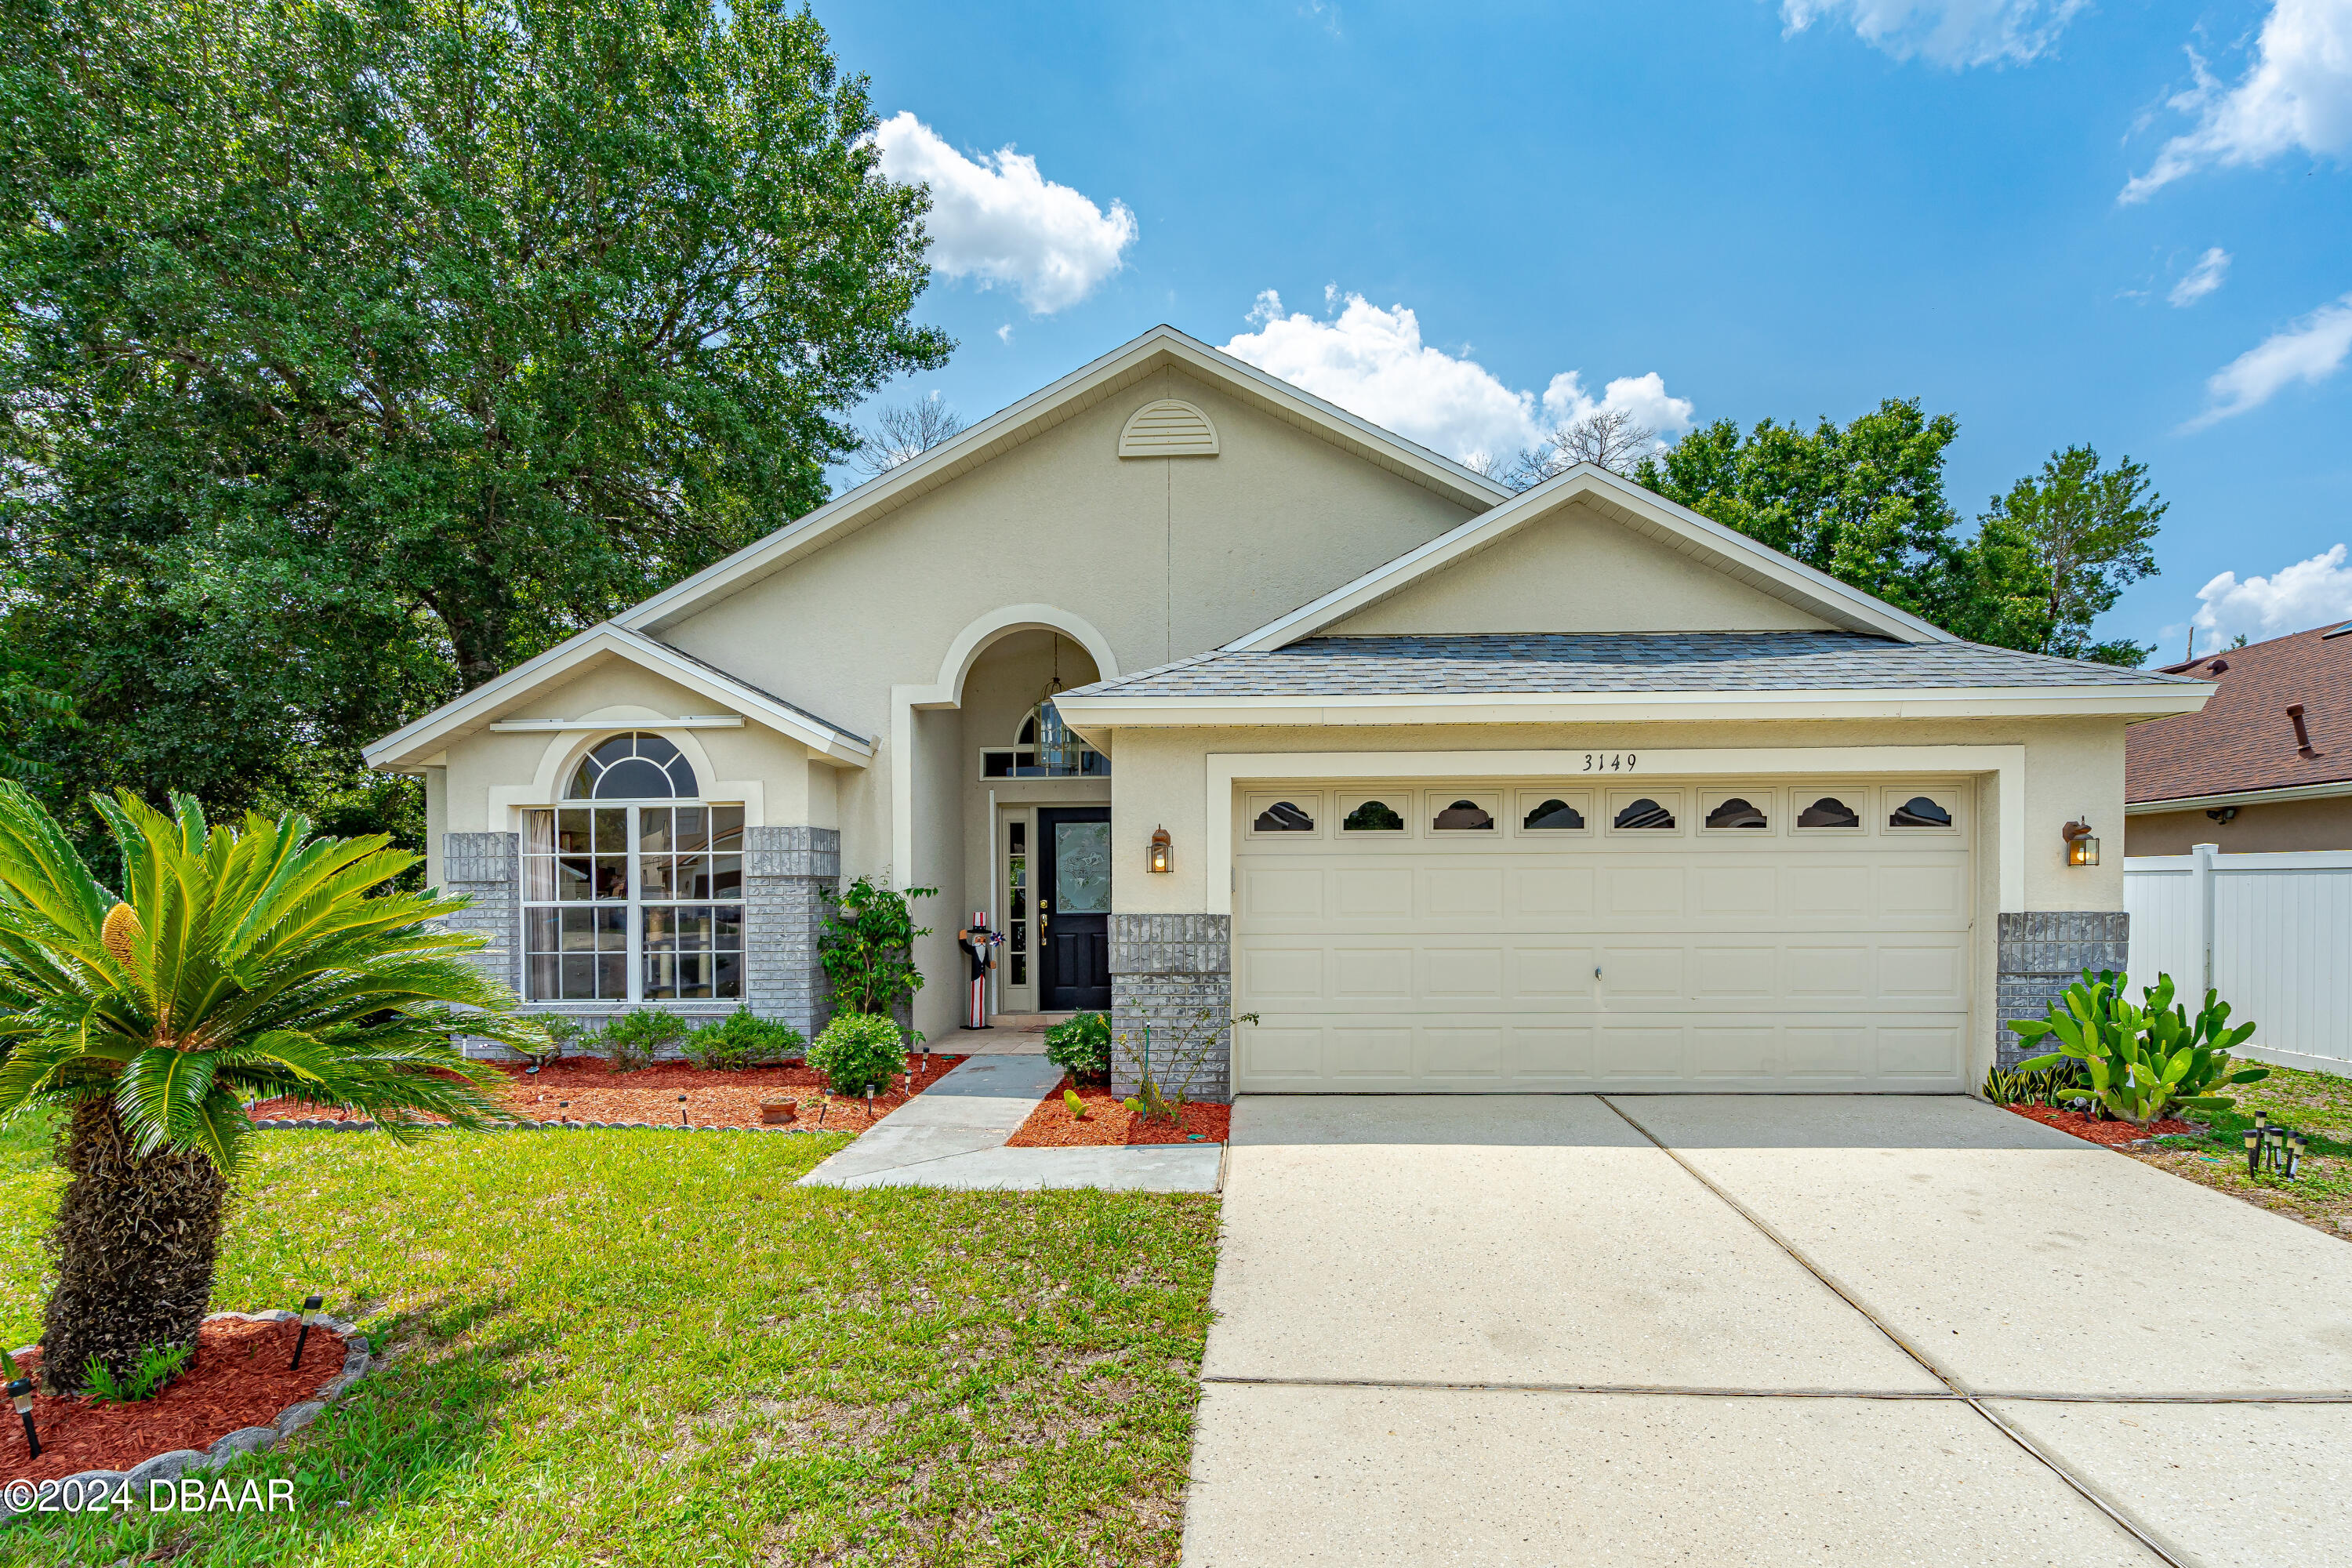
2125,622 -> 2352,855
365,325 -> 2210,1094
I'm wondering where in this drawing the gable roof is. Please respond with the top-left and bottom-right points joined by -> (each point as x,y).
2128,623 -> 2352,807
615,324 -> 1511,637
363,623 -> 873,771
1218,463 -> 1956,651
1053,631 -> 2209,730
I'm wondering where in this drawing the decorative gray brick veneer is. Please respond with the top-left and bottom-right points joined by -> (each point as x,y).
1109,914 -> 1234,1104
441,826 -> 838,1056
745,826 -> 840,1041
1995,911 -> 2130,1068
442,832 -> 520,996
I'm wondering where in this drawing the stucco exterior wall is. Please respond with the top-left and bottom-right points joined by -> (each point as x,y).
2126,795 -> 2352,855
1327,500 -> 1840,637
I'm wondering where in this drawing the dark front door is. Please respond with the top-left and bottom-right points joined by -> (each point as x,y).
1037,807 -> 1111,1011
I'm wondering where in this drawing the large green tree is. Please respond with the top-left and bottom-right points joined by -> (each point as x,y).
1638,408 -> 2160,665
1959,446 -> 2164,666
0,0 -> 948,834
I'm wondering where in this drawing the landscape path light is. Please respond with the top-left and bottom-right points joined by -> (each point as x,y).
8,1369 -> 36,1458
2245,1127 -> 2262,1178
292,1293 -> 324,1370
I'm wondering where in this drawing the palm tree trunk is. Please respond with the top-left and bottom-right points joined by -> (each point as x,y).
38,1098 -> 229,1395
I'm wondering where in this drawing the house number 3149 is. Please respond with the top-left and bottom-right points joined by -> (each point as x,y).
1581,753 -> 1637,771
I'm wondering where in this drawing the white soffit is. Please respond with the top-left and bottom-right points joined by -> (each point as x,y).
1221,464 -> 1957,651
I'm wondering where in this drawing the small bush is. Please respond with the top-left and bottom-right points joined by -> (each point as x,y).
601,1010 -> 690,1071
1045,1011 -> 1111,1080
808,1013 -> 910,1098
685,1010 -> 805,1070
85,1341 -> 190,1403
519,1014 -> 591,1069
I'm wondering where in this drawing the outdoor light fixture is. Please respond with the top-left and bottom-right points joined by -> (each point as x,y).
1147,826 -> 1173,875
2288,1131 -> 2308,1180
2062,820 -> 2099,867
8,1374 -> 34,1458
2245,1127 -> 2262,1178
677,1094 -> 688,1128
292,1293 -> 324,1370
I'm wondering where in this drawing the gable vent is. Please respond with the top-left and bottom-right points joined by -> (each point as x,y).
1119,398 -> 1219,459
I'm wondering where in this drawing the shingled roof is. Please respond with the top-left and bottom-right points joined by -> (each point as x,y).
2128,622 -> 2352,804
1066,632 -> 2201,699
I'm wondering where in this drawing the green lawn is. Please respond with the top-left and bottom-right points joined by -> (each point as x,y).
2137,1060 -> 2352,1240
0,1116 -> 1219,1566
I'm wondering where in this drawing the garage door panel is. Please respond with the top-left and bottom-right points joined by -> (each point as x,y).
1696,866 -> 1777,916
1693,1026 -> 1777,1078
1512,945 -> 1596,999
1693,946 -> 1777,1000
1603,866 -> 1686,916
1423,946 -> 1505,998
1511,866 -> 1595,916
1332,866 -> 1413,918
1243,866 -> 1326,920
1509,1025 -> 1595,1080
1784,865 -> 1871,916
1232,777 -> 1972,1093
1418,1027 -> 1504,1080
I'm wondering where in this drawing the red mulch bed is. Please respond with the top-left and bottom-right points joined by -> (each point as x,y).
2006,1102 -> 2194,1146
5,1318 -> 337,1483
1005,1079 -> 1230,1147
251,1052 -> 967,1134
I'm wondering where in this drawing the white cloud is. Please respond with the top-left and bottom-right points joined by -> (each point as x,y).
996,324 -> 1014,345
1222,292 -> 1693,468
1778,0 -> 2087,67
873,113 -> 1137,314
2193,543 -> 2352,641
2183,290 -> 2352,429
2169,246 -> 2233,307
2123,0 -> 2352,202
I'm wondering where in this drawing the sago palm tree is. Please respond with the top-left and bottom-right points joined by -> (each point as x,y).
0,784 -> 544,1393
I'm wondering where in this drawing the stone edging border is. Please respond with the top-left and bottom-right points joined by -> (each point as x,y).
2,1309 -> 371,1523
251,1117 -> 822,1133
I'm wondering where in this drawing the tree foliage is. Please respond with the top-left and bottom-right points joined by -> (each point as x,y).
0,781 -> 539,1388
1637,406 -> 2161,664
0,0 -> 949,837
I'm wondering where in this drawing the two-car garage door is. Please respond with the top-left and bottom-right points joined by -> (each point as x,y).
1231,777 -> 1975,1093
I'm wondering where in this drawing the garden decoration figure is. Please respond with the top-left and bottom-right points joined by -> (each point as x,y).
956,913 -> 1004,1031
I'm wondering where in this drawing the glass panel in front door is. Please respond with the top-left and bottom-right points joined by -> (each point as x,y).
1054,822 -> 1110,913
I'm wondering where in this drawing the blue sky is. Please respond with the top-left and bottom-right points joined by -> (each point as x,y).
823,0 -> 2352,660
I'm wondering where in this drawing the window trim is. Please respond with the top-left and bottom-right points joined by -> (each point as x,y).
521,800 -> 746,1005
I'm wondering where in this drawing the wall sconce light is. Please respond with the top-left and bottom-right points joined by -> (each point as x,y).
2062,820 -> 2099,867
1147,825 -> 1173,874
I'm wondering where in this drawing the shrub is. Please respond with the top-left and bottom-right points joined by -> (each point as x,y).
1044,1011 -> 1111,1080
601,1010 -> 689,1071
2012,969 -> 2265,1127
818,877 -> 937,1016
518,1014 -> 590,1069
84,1341 -> 190,1403
685,1009 -> 805,1070
808,1013 -> 910,1098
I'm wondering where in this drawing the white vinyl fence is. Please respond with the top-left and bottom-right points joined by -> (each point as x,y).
2124,845 -> 2352,1078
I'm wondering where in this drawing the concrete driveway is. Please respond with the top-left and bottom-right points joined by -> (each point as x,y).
1182,1095 -> 2352,1567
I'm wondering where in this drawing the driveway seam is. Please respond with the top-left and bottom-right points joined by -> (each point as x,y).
1597,1094 -> 2191,1568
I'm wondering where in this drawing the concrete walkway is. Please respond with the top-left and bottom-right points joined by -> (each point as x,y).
1183,1094 -> 2352,1568
797,1052 -> 1221,1192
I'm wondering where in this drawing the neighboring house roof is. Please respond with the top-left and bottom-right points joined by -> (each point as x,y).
363,623 -> 873,771
2126,622 -> 2352,808
1219,464 -> 1958,650
612,324 -> 1512,638
1054,632 -> 2209,730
